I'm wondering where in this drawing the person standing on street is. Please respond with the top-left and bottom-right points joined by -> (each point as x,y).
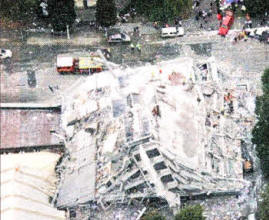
244,13 -> 252,29
130,43 -> 135,52
136,43 -> 141,53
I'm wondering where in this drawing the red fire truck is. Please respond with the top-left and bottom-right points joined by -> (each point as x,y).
56,56 -> 103,74
218,10 -> 234,36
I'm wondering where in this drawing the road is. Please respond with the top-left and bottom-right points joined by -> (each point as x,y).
0,29 -> 268,103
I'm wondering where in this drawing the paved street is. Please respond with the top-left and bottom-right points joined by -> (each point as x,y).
1,29 -> 268,103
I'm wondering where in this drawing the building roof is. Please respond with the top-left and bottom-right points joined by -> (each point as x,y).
1,152 -> 66,220
0,109 -> 61,149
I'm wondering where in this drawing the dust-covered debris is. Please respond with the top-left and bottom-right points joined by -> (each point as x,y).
53,55 -> 257,218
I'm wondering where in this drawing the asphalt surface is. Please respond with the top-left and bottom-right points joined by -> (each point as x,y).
1,28 -> 268,104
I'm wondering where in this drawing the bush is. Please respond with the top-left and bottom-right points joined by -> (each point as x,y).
252,68 -> 269,177
175,205 -> 205,220
142,210 -> 166,220
257,184 -> 269,220
96,0 -> 117,27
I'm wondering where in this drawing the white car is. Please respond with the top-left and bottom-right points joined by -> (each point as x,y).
246,27 -> 269,43
0,49 -> 12,60
107,32 -> 131,43
161,27 -> 184,38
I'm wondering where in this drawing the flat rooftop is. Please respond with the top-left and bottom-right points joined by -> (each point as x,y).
0,109 -> 61,149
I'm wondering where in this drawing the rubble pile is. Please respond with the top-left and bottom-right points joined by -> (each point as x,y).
54,57 -> 255,216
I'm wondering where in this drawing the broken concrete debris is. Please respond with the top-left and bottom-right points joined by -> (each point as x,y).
54,57 -> 255,217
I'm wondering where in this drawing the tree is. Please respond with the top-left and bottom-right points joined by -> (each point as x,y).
244,0 -> 269,17
96,0 -> 117,27
175,205 -> 205,220
142,210 -> 166,220
131,0 -> 192,22
252,68 -> 269,177
257,184 -> 269,220
48,0 -> 76,32
0,0 -> 38,23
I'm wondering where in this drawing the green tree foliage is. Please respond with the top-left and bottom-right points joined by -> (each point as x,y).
175,205 -> 205,220
244,0 -> 269,17
142,210 -> 166,220
0,0 -> 38,22
96,0 -> 117,27
48,0 -> 76,32
257,184 -> 269,220
252,68 -> 269,177
132,0 -> 192,22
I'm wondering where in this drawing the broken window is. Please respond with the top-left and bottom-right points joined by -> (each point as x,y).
146,148 -> 160,158
134,154 -> 141,162
161,174 -> 173,183
154,162 -> 167,171
130,171 -> 140,179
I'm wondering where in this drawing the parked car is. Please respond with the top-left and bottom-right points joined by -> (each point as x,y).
0,49 -> 12,60
260,30 -> 269,44
161,27 -> 184,38
247,27 -> 269,43
107,32 -> 131,43
218,10 -> 234,36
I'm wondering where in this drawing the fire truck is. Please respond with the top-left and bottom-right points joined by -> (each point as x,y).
218,10 -> 234,36
56,55 -> 104,74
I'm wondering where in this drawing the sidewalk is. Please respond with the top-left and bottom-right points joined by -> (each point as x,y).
27,35 -> 103,46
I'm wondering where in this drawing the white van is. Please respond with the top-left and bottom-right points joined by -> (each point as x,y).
161,27 -> 184,38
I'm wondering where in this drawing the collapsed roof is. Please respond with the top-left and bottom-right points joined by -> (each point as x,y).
55,57 -> 252,209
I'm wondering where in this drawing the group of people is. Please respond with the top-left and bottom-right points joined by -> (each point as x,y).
194,1 -> 214,29
118,8 -> 137,23
130,43 -> 142,53
232,13 -> 253,43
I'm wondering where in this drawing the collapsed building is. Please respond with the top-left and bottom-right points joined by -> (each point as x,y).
54,56 -> 255,216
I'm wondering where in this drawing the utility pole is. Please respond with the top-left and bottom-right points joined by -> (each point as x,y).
162,0 -> 166,23
66,25 -> 70,39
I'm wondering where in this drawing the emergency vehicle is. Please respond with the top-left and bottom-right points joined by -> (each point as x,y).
218,10 -> 234,36
56,56 -> 103,74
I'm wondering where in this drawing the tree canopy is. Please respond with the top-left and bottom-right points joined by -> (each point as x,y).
244,0 -> 269,17
96,0 -> 117,27
257,184 -> 269,220
131,0 -> 192,22
252,68 -> 269,177
175,205 -> 205,220
0,0 -> 38,23
48,0 -> 76,32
